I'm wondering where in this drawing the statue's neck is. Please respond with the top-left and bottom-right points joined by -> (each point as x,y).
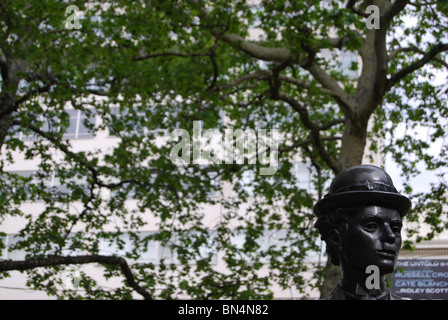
339,265 -> 387,297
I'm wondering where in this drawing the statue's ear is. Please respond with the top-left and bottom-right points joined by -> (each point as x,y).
327,228 -> 343,251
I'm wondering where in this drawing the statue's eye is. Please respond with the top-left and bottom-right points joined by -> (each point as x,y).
391,225 -> 402,234
364,222 -> 377,232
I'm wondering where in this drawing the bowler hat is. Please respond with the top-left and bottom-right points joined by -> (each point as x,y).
313,164 -> 412,217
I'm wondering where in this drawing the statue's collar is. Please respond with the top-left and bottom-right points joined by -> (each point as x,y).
340,279 -> 386,299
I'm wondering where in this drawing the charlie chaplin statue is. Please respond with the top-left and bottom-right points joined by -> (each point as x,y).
313,164 -> 412,300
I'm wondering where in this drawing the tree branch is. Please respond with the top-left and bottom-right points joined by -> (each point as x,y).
304,63 -> 355,117
302,144 -> 323,199
58,182 -> 96,252
352,0 -> 410,119
319,118 -> 346,131
133,45 -> 221,91
14,83 -> 51,108
188,0 -> 293,63
278,136 -> 341,154
384,0 -> 410,23
408,1 -> 437,6
324,36 -> 357,50
387,43 -> 448,89
388,45 -> 448,69
0,255 -> 153,300
278,137 -> 312,154
212,70 -> 271,92
190,0 -> 356,118
278,74 -> 350,106
132,50 -> 211,61
12,119 -> 147,190
87,88 -> 110,96
276,92 -> 341,173
214,27 -> 359,61
346,0 -> 369,17
215,32 -> 293,63
207,51 -> 219,90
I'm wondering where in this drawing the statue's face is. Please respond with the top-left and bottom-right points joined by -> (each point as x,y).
340,206 -> 402,275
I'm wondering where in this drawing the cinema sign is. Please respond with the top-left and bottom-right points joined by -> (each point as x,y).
390,259 -> 448,300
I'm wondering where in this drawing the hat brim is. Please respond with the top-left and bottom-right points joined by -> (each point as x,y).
313,190 -> 412,218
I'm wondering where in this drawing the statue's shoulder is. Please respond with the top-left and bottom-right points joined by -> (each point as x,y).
389,291 -> 411,300
321,284 -> 346,300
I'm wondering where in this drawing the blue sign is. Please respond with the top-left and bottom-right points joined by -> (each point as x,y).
390,259 -> 448,300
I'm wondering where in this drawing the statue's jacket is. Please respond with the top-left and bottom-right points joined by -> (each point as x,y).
324,283 -> 410,300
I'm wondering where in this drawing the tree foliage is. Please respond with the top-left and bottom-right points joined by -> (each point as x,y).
0,0 -> 447,299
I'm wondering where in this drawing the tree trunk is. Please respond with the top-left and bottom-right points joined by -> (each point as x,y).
0,113 -> 13,149
319,117 -> 369,299
320,259 -> 341,298
337,117 -> 368,170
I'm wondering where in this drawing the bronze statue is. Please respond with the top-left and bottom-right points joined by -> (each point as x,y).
313,165 -> 412,300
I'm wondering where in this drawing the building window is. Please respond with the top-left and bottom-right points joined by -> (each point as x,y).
4,235 -> 27,260
6,170 -> 89,199
63,109 -> 95,139
293,162 -> 312,190
48,172 -> 89,195
95,231 -> 218,265
11,109 -> 95,140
